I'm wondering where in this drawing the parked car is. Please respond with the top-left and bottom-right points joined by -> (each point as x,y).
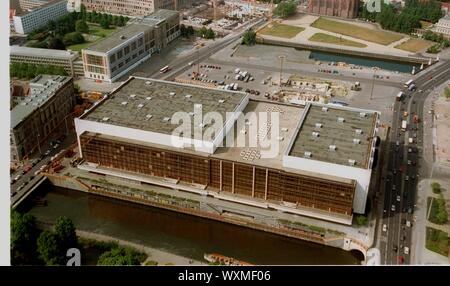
382,224 -> 387,232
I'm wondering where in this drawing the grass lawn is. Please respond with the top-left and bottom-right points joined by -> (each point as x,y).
308,33 -> 367,48
311,17 -> 403,45
425,227 -> 449,257
259,23 -> 304,39
420,21 -> 433,29
395,38 -> 434,53
67,24 -> 117,52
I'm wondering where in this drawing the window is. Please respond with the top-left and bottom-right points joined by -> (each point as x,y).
117,50 -> 123,59
124,46 -> 130,55
86,54 -> 103,66
131,42 -> 136,50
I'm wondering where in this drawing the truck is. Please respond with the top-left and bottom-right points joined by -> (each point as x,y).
396,91 -> 404,101
408,137 -> 413,144
401,120 -> 407,131
404,79 -> 414,88
413,114 -> 420,123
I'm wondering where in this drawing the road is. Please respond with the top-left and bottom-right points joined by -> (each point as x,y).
379,60 -> 450,265
149,18 -> 267,81
10,132 -> 77,205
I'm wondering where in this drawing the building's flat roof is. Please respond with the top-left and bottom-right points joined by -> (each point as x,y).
288,104 -> 377,169
11,75 -> 71,129
212,100 -> 304,169
84,9 -> 179,54
14,0 -> 65,16
82,77 -> 247,140
84,24 -> 150,53
10,45 -> 79,59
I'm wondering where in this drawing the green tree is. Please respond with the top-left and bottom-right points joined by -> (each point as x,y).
11,211 -> 39,265
431,182 -> 441,194
242,29 -> 257,46
187,25 -> 195,36
47,36 -> 66,50
118,16 -> 126,27
76,20 -> 89,33
274,1 -> 297,19
37,231 -> 65,265
54,216 -> 78,251
63,32 -> 85,46
80,4 -> 87,20
205,28 -> 215,39
355,215 -> 368,226
100,18 -> 110,29
436,194 -> 448,224
97,246 -> 146,266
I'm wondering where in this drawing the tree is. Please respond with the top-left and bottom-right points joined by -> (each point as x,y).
47,36 -> 66,50
355,215 -> 368,226
97,246 -> 146,266
76,20 -> 89,33
11,211 -> 39,265
431,182 -> 441,194
187,25 -> 195,36
118,16 -> 126,27
80,4 -> 87,20
37,231 -> 65,265
436,194 -> 448,224
242,29 -> 257,46
54,216 -> 78,251
63,32 -> 85,46
274,1 -> 297,19
205,28 -> 215,39
100,18 -> 110,29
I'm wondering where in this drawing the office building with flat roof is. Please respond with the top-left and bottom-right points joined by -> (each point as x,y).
11,75 -> 75,161
10,46 -> 84,77
75,77 -> 380,224
81,9 -> 180,82
13,0 -> 69,34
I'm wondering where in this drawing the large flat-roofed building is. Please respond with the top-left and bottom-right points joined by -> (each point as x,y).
13,0 -> 69,34
75,77 -> 380,225
10,46 -> 85,77
82,9 -> 180,82
11,75 -> 75,161
19,0 -> 51,10
433,14 -> 450,37
308,0 -> 359,19
80,0 -> 202,17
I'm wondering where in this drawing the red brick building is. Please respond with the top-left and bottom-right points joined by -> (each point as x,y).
308,0 -> 360,19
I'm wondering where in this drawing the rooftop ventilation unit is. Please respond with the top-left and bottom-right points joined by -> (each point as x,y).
170,92 -> 176,96
329,145 -> 337,151
348,159 -> 356,166
337,117 -> 345,123
315,123 -> 322,128
102,117 -> 109,122
218,99 -> 226,103
359,112 -> 367,118
355,129 -> 363,135
185,94 -> 192,98
137,104 -> 144,109
322,107 -> 328,112
146,97 -> 152,100
163,117 -> 170,122
312,132 -> 320,137
304,151 -> 312,158
130,94 -> 136,98
188,112 -> 195,117
353,138 -> 361,144
145,114 -> 153,120
121,101 -> 128,106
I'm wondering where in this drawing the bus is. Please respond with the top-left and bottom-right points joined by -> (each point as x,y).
159,66 -> 170,73
401,120 -> 407,131
396,91 -> 404,101
404,79 -> 414,88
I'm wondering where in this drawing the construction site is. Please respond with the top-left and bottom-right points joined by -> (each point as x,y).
181,0 -> 271,34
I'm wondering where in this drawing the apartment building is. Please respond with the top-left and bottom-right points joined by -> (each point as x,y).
13,0 -> 69,34
11,75 -> 75,162
10,46 -> 85,77
82,9 -> 180,82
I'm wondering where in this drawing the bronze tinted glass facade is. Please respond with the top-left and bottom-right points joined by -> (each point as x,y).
80,133 -> 355,215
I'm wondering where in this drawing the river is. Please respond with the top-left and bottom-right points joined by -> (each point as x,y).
21,183 -> 363,265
